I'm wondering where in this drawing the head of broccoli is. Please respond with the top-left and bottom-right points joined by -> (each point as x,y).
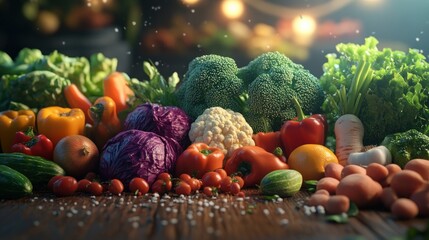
175,51 -> 325,133
381,129 -> 429,168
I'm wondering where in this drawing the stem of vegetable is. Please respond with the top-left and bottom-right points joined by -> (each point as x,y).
291,96 -> 305,121
338,59 -> 374,116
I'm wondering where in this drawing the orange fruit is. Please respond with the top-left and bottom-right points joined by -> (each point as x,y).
288,144 -> 339,181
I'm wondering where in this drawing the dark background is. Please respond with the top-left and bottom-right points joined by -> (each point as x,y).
1,0 -> 428,79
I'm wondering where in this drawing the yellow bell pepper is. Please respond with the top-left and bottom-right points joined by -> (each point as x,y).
0,110 -> 36,153
37,106 -> 85,146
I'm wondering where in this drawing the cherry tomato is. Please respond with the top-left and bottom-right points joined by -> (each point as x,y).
232,175 -> 245,188
87,182 -> 103,196
214,168 -> 228,180
230,182 -> 241,195
48,175 -> 64,191
151,179 -> 169,194
129,177 -> 149,195
157,172 -> 172,182
52,176 -> 78,197
109,179 -> 124,195
85,172 -> 97,181
201,171 -> 222,188
203,186 -> 217,197
186,178 -> 201,192
220,176 -> 232,193
179,173 -> 192,182
174,181 -> 192,195
77,179 -> 91,192
237,191 -> 246,198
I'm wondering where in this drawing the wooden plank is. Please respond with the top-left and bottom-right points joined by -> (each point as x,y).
0,191 -> 427,239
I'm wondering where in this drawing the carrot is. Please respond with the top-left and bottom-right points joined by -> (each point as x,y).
103,72 -> 134,113
334,114 -> 364,166
64,84 -> 93,124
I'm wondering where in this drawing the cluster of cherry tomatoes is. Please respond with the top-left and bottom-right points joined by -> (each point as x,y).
47,169 -> 246,198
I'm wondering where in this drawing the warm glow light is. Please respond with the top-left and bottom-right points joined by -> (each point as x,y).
221,0 -> 244,19
291,15 -> 317,36
181,0 -> 200,5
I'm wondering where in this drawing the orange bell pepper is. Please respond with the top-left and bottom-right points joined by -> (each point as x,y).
37,106 -> 85,146
0,110 -> 36,152
88,96 -> 122,149
175,143 -> 225,179
224,146 -> 289,187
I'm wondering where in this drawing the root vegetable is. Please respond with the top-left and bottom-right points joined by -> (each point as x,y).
380,187 -> 398,209
347,146 -> 391,166
324,163 -> 343,180
390,170 -> 425,198
334,114 -> 364,166
341,164 -> 366,179
410,184 -> 429,217
366,163 -> 389,183
404,159 -> 429,181
391,198 -> 419,220
326,195 -> 350,215
380,164 -> 402,187
307,193 -> 330,207
336,173 -> 382,208
316,177 -> 339,195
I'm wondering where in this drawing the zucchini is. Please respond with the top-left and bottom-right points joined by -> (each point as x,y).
260,169 -> 303,197
0,153 -> 65,187
0,164 -> 33,199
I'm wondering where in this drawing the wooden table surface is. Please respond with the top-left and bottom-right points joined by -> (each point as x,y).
0,190 -> 427,240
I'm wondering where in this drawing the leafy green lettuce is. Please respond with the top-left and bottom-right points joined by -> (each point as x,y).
320,37 -> 429,145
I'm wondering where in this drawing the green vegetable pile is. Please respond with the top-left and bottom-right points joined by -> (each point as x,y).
320,37 -> 429,145
173,52 -> 325,132
0,48 -> 117,111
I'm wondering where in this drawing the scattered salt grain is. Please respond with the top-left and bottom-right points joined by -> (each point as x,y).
279,219 -> 289,226
263,209 -> 270,216
276,207 -> 285,215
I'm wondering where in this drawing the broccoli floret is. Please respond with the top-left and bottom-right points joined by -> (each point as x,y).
239,52 -> 325,131
381,129 -> 429,168
176,52 -> 325,133
175,54 -> 244,119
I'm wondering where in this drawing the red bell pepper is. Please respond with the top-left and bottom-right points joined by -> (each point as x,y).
175,143 -> 225,179
280,97 -> 327,158
224,146 -> 289,187
10,127 -> 54,160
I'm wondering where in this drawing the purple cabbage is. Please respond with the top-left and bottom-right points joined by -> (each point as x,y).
123,103 -> 192,147
99,129 -> 182,186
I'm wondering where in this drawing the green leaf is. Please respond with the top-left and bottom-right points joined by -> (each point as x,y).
326,213 -> 349,223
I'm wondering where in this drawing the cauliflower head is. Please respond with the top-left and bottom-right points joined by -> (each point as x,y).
189,106 -> 255,157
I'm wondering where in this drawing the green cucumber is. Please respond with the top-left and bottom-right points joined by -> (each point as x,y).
0,164 -> 33,199
0,153 -> 65,187
260,169 -> 303,197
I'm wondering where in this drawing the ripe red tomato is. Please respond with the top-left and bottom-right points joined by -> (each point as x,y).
214,168 -> 228,180
129,177 -> 149,195
186,178 -> 201,192
230,182 -> 241,195
87,182 -> 103,196
109,179 -> 124,195
48,175 -> 64,191
157,172 -> 172,182
179,173 -> 192,182
203,186 -> 216,197
232,175 -> 245,188
151,179 -> 168,194
220,176 -> 233,193
52,176 -> 78,197
174,181 -> 192,195
77,179 -> 91,192
201,171 -> 222,188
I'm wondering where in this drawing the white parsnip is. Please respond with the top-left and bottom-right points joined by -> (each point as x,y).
334,114 -> 364,166
347,145 -> 392,166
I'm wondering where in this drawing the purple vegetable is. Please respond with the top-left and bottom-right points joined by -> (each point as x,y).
99,129 -> 182,186
123,103 -> 191,147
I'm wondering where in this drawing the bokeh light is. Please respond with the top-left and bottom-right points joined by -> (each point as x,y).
221,0 -> 244,19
